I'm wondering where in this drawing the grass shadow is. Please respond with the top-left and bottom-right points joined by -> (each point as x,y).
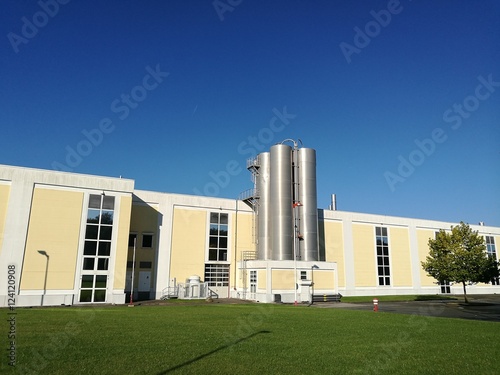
157,330 -> 272,374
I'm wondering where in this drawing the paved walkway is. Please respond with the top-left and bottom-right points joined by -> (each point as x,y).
312,295 -> 500,322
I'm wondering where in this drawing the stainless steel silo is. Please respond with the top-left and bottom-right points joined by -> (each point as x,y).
270,144 -> 293,260
297,147 -> 319,261
256,152 -> 271,260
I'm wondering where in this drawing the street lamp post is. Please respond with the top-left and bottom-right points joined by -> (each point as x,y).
37,250 -> 49,306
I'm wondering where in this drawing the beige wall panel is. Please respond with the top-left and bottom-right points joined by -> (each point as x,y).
257,270 -> 266,289
113,195 -> 132,289
390,227 -> 413,287
170,208 -> 206,282
0,184 -> 10,255
352,224 -> 376,287
417,229 -> 437,287
323,220 -> 344,287
234,212 -> 254,262
272,269 -> 295,290
21,188 -> 83,290
313,270 -> 335,289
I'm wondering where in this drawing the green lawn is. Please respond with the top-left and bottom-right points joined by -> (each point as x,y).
3,302 -> 499,374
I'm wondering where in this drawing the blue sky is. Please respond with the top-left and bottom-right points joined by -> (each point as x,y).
2,0 -> 499,226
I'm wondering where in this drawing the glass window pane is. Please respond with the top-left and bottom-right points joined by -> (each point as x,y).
218,250 -> 227,261
209,249 -> 217,261
220,214 -> 228,224
94,290 -> 106,302
128,234 -> 137,247
376,227 -> 381,236
102,196 -> 115,210
209,236 -> 218,248
83,258 -> 95,270
95,275 -> 107,288
385,267 -> 390,276
219,225 -> 228,236
378,267 -> 384,276
84,241 -> 97,255
100,226 -> 112,240
81,275 -> 94,288
377,257 -> 383,266
376,247 -> 382,256
382,237 -> 389,246
210,213 -> 218,224
98,242 -> 111,256
219,237 -> 228,249
142,234 -> 153,248
79,290 -> 92,302
85,225 -> 98,240
88,194 -> 101,209
379,277 -> 384,286
382,228 -> 388,236
97,258 -> 109,270
87,209 -> 100,223
101,210 -> 114,225
383,248 -> 389,256
209,224 -> 218,235
385,277 -> 391,285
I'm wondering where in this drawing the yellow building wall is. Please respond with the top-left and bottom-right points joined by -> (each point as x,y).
128,203 -> 159,277
113,195 -> 132,290
257,270 -> 266,289
0,184 -> 10,256
323,220 -> 344,287
352,224 -> 376,287
170,208 -> 206,282
313,270 -> 335,289
272,269 -> 295,290
417,229 -> 437,287
234,212 -> 254,262
21,188 -> 83,290
389,227 -> 413,287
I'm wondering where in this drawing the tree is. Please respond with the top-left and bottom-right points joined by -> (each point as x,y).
421,222 -> 499,303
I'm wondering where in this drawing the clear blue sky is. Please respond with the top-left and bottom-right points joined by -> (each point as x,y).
2,0 -> 499,226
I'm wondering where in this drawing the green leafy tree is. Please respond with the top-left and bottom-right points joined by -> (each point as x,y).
421,222 -> 499,303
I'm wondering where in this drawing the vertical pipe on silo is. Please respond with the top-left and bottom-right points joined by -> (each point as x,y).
270,144 -> 293,260
256,152 -> 271,260
298,147 -> 319,261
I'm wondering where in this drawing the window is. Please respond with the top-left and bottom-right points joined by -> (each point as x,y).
486,236 -> 499,285
300,271 -> 307,280
250,270 -> 257,293
204,264 -> 229,286
440,280 -> 451,294
142,234 -> 153,248
128,233 -> 137,247
208,212 -> 229,261
139,261 -> 152,269
376,227 -> 390,286
79,194 -> 114,303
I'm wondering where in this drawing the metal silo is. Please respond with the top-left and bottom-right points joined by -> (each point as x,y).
270,144 -> 293,260
256,152 -> 271,260
298,147 -> 319,261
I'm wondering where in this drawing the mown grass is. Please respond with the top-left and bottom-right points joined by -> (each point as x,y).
3,303 -> 499,374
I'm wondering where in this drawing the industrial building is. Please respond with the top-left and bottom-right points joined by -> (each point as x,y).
0,140 -> 499,307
